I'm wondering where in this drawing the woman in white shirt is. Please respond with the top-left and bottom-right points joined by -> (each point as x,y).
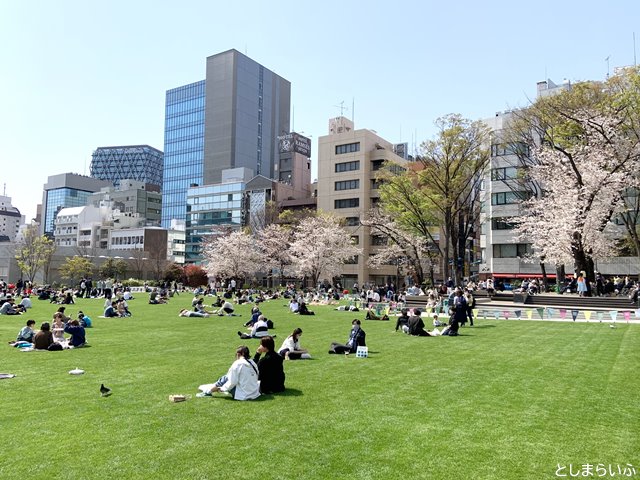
198,345 -> 260,400
278,328 -> 311,360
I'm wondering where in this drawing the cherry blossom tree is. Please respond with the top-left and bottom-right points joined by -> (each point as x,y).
288,215 -> 361,287
257,224 -> 293,287
360,209 -> 436,285
514,114 -> 640,283
201,230 -> 261,284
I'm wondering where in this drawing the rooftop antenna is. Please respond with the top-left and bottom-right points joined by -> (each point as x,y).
634,32 -> 637,66
352,97 -> 355,128
605,55 -> 610,79
292,104 -> 295,132
334,100 -> 347,117
3,183 -> 5,196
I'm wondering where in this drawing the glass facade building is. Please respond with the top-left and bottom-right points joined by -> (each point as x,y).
185,182 -> 245,263
161,50 -> 290,229
43,188 -> 96,236
161,80 -> 206,227
41,173 -> 111,236
90,145 -> 164,188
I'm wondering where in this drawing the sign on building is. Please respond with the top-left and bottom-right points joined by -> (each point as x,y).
278,133 -> 311,157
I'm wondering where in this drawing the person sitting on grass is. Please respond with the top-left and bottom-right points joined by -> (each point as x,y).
215,300 -> 236,316
0,298 -> 20,315
149,289 -> 166,305
12,319 -> 36,344
56,306 -> 71,323
33,322 -> 54,350
197,345 -> 260,400
296,301 -> 315,316
52,313 -> 66,343
194,299 -> 216,315
395,308 -> 410,333
278,327 -> 311,360
407,308 -> 432,337
178,308 -> 209,318
78,312 -> 92,328
328,319 -> 366,354
253,336 -> 285,394
64,319 -> 87,348
104,301 -> 119,318
238,315 -> 271,339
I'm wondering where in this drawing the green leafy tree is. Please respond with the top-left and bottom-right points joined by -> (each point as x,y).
99,258 -> 128,280
378,114 -> 489,283
15,224 -> 56,282
59,257 -> 95,287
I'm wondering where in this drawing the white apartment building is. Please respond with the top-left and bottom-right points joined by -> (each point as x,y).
0,195 -> 25,242
317,117 -> 409,288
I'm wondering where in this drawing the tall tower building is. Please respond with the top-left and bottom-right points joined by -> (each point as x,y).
90,145 -> 164,188
161,49 -> 290,227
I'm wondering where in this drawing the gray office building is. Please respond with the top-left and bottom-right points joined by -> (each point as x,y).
161,49 -> 290,227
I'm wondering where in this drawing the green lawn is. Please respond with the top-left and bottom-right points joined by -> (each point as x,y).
1,295 -> 638,479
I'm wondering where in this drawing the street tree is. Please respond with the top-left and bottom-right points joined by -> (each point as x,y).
14,224 -> 56,282
59,256 -> 95,287
288,215 -> 361,287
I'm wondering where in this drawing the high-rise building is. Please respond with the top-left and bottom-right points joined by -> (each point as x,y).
41,173 -> 111,236
161,49 -> 291,227
90,145 -> 164,188
317,117 -> 408,288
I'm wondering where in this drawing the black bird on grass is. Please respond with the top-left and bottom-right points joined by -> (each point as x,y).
100,384 -> 112,397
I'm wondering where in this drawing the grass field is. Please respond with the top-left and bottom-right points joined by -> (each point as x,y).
1,294 -> 638,480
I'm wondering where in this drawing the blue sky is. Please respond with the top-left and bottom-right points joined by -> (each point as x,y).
2,0 -> 638,221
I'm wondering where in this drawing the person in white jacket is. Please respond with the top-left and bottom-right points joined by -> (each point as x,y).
198,346 -> 260,400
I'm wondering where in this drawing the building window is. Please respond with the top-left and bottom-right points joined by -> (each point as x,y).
491,218 -> 517,230
335,179 -> 359,191
371,235 -> 387,246
491,167 -> 519,181
491,191 -> 531,205
335,142 -> 360,155
335,198 -> 360,209
491,142 -> 530,157
345,216 -> 359,226
344,255 -> 359,264
350,235 -> 359,245
493,243 -> 532,258
335,161 -> 360,173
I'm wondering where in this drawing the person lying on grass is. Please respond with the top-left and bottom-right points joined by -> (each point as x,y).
278,328 -> 311,360
197,345 -> 260,400
178,308 -> 209,318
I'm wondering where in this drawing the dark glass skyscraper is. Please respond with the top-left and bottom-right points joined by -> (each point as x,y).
161,50 -> 290,227
90,145 -> 164,188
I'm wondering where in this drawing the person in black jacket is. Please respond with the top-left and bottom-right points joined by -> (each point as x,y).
329,319 -> 366,354
407,308 -> 431,336
395,308 -> 410,333
253,336 -> 285,394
